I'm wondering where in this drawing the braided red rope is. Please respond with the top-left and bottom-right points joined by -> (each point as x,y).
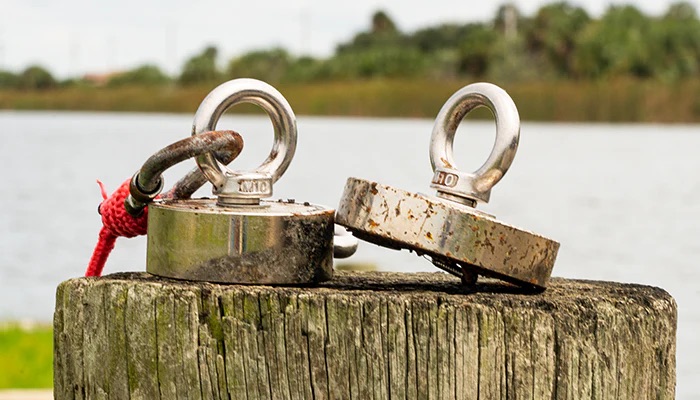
85,179 -> 150,277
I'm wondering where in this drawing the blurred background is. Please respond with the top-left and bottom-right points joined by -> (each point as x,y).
1,0 -> 699,397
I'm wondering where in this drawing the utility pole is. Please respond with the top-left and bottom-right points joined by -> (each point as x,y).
504,4 -> 517,40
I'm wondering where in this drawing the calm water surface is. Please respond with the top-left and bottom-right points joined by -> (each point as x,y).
1,111 -> 698,396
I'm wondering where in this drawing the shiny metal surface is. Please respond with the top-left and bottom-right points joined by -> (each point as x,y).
125,130 -> 244,216
191,78 -> 297,206
147,198 -> 334,284
163,144 -> 244,201
429,82 -> 519,204
146,79 -> 353,284
333,225 -> 359,259
336,178 -> 559,289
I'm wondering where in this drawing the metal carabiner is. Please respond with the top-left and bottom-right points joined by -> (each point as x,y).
125,130 -> 244,216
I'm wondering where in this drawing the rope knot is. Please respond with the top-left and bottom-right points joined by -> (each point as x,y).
86,179 -> 150,277
98,179 -> 149,237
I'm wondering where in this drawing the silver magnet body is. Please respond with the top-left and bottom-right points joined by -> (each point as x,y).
147,199 -> 334,284
336,178 -> 559,289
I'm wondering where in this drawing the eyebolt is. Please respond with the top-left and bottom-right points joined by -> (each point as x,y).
191,78 -> 297,206
429,82 -> 520,205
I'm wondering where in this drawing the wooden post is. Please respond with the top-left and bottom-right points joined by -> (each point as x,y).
54,271 -> 676,399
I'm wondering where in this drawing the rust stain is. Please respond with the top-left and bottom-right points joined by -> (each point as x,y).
440,157 -> 452,168
482,237 -> 495,253
368,219 -> 380,228
519,247 -> 530,261
470,225 -> 479,232
426,232 -> 433,240
370,182 -> 379,195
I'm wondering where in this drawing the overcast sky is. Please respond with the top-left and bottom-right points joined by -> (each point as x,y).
1,0 -> 697,78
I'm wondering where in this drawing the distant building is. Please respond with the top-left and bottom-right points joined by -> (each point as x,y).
82,71 -> 123,86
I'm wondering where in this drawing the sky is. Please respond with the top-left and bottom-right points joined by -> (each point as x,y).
1,0 -> 698,79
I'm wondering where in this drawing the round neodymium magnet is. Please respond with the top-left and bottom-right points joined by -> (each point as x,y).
336,178 -> 558,289
147,199 -> 334,284
142,78 -> 355,284
335,82 -> 559,290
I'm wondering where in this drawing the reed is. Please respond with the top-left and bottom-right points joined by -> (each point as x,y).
2,78 -> 699,122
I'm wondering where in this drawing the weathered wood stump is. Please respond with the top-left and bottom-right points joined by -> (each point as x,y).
54,271 -> 676,399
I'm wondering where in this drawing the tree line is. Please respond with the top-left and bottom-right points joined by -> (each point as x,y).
2,1 -> 700,90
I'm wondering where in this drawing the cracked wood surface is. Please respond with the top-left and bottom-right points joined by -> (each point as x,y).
54,271 -> 676,399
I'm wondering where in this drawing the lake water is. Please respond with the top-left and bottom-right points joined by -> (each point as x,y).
1,111 -> 698,396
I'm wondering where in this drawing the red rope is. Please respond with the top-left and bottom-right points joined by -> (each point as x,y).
85,179 -> 149,277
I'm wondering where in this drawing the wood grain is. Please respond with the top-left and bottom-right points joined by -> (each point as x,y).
54,271 -> 676,399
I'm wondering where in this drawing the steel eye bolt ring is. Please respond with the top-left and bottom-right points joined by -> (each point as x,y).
192,78 -> 297,204
429,82 -> 520,205
336,82 -> 558,290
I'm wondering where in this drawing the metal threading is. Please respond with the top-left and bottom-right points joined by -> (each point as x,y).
428,255 -> 463,275
435,191 -> 477,208
429,256 -> 478,287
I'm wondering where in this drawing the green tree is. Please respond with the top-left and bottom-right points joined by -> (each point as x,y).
0,70 -> 19,89
337,10 -> 404,54
285,56 -> 329,82
326,47 -> 426,79
19,65 -> 56,90
331,10 -> 426,79
573,5 -> 654,78
108,64 -> 170,86
665,1 -> 697,19
179,46 -> 220,85
481,4 -> 556,82
457,24 -> 498,77
650,2 -> 700,80
526,2 -> 590,76
371,10 -> 398,34
410,24 -> 472,53
227,48 -> 291,83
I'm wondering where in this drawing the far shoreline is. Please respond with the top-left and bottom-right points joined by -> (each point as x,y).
2,78 -> 699,123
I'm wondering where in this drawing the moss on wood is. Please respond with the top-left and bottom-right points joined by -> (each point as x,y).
54,271 -> 676,399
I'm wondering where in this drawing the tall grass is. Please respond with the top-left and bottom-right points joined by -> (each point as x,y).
2,78 -> 700,122
0,323 -> 53,388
